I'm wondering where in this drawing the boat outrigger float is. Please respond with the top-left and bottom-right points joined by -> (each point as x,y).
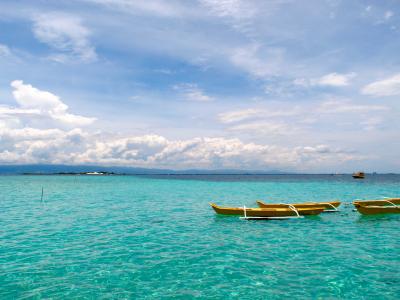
209,203 -> 325,220
256,200 -> 341,212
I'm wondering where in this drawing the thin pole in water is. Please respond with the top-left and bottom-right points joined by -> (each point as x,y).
41,187 -> 44,202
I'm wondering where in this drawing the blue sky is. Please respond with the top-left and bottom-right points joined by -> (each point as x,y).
0,0 -> 399,172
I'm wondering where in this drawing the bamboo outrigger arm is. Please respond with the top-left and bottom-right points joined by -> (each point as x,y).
323,202 -> 339,212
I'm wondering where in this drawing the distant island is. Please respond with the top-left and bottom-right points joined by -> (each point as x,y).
22,171 -> 116,176
0,164 -> 394,176
0,164 -> 290,175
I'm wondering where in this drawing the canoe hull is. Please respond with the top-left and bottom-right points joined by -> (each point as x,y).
355,205 -> 400,215
353,198 -> 400,215
256,200 -> 341,210
210,203 -> 324,216
353,198 -> 400,207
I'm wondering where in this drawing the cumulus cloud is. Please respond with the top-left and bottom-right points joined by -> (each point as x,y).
0,127 -> 89,164
294,72 -> 356,87
1,80 -> 95,127
0,129 -> 360,170
32,12 -> 97,62
361,74 -> 400,97
173,83 -> 213,102
0,81 -> 372,170
0,79 -> 359,169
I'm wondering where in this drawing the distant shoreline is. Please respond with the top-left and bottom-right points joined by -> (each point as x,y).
0,165 -> 397,176
7,172 -> 400,176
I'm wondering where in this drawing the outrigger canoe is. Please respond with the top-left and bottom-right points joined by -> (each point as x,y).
353,198 -> 400,215
352,172 -> 365,179
210,203 -> 325,217
256,200 -> 341,212
355,205 -> 400,215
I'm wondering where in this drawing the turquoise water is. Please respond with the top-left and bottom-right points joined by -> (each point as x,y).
0,175 -> 399,299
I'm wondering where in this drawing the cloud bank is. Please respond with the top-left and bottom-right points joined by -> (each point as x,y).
0,81 -> 361,171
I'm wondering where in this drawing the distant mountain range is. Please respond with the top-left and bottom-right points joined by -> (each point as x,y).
0,164 -> 290,175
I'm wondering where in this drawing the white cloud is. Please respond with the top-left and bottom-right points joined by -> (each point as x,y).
11,80 -> 68,113
0,106 -> 40,116
0,44 -> 11,56
199,0 -> 255,19
0,128 -> 360,170
230,44 -> 285,78
198,0 -> 258,37
316,72 -> 356,86
360,117 -> 383,131
228,121 -> 292,136
85,0 -> 183,17
218,107 -> 299,124
0,79 -> 360,169
173,83 -> 213,102
217,99 -> 390,139
0,127 -> 88,164
317,99 -> 388,113
361,74 -> 400,97
198,0 -> 290,35
0,80 -> 369,170
293,145 -> 360,167
218,108 -> 262,123
1,80 -> 95,127
294,72 -> 356,88
384,10 -> 394,20
32,12 -> 97,62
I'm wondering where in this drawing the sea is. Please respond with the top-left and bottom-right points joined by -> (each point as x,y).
0,174 -> 399,299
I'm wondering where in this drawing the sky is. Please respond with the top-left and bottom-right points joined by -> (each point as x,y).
0,0 -> 399,172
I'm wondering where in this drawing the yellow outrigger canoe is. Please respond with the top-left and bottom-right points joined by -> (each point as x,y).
210,203 -> 325,217
353,198 -> 400,215
256,200 -> 341,212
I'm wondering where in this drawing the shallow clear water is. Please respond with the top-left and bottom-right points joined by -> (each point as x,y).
0,175 -> 399,299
